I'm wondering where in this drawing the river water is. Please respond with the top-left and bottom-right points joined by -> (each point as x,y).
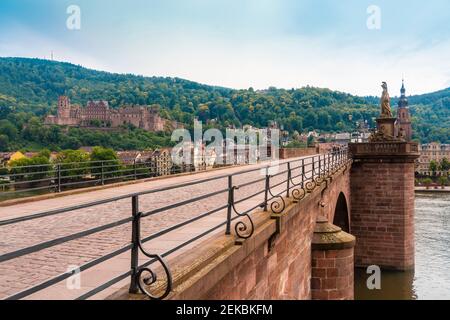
355,192 -> 450,300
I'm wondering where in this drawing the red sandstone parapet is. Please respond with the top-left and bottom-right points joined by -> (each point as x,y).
349,142 -> 419,159
279,148 -> 317,160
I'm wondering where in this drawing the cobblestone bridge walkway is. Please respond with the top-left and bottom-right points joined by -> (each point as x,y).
0,156 -> 316,300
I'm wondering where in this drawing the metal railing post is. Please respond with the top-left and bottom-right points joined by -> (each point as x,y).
322,154 -> 324,175
327,154 -> 330,175
225,175 -> 233,235
333,150 -> 336,169
57,164 -> 61,193
264,167 -> 269,212
101,161 -> 105,185
335,150 -> 338,168
286,162 -> 291,198
301,158 -> 305,188
329,153 -> 331,172
129,195 -> 140,294
312,156 -> 315,181
318,156 -> 321,177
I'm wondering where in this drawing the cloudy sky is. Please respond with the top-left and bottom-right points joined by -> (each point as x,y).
0,0 -> 449,96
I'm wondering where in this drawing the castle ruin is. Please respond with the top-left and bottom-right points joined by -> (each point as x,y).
45,96 -> 179,132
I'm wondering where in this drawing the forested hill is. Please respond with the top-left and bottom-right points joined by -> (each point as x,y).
0,57 -> 449,151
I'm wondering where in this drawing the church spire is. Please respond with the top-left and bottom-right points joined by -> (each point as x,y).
398,79 -> 408,108
400,78 -> 406,97
397,79 -> 412,141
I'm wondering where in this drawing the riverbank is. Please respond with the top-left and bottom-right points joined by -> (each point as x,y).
415,187 -> 450,193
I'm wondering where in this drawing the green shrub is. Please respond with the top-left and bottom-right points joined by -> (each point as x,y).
57,150 -> 90,181
9,155 -> 52,182
90,146 -> 122,179
422,178 -> 433,187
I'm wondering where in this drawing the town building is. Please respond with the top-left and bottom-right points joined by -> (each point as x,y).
333,133 -> 351,144
149,148 -> 174,176
416,142 -> 450,175
45,96 -> 180,132
116,151 -> 154,165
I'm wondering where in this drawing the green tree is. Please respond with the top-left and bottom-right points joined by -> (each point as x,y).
422,177 -> 433,189
286,140 -> 307,148
317,111 -> 331,130
440,158 -> 450,172
307,135 -> 315,147
429,160 -> 438,175
303,110 -> 318,130
38,149 -> 51,159
57,150 -> 90,182
0,119 -> 18,140
9,154 -> 52,184
438,176 -> 448,187
0,134 -> 9,150
90,146 -> 122,178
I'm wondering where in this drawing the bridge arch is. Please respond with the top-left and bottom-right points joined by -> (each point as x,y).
333,192 -> 350,233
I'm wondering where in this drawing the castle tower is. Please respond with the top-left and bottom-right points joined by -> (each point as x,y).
58,96 -> 71,118
397,80 -> 412,141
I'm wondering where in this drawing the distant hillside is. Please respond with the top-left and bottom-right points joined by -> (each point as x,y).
0,57 -> 448,151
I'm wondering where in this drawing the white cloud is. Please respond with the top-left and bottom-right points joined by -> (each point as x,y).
102,32 -> 450,96
0,23 -> 110,72
1,22 -> 449,97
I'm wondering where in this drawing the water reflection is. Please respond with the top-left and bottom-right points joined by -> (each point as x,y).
355,268 -> 416,300
355,192 -> 450,300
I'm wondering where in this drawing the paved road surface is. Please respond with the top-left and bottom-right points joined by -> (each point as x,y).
0,156 -> 317,300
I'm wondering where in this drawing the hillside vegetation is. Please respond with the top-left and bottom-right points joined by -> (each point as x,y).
0,57 -> 448,151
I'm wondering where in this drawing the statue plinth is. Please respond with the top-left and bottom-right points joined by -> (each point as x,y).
368,117 -> 400,142
349,141 -> 419,161
376,117 -> 397,137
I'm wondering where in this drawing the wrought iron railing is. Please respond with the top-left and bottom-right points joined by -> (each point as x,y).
0,148 -> 349,300
0,157 -> 209,201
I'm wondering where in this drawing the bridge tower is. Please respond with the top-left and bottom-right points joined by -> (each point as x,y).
349,82 -> 419,271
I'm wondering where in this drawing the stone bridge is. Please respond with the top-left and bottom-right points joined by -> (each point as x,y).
0,142 -> 418,300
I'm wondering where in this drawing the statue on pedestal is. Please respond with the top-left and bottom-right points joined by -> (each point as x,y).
369,81 -> 399,142
380,82 -> 393,118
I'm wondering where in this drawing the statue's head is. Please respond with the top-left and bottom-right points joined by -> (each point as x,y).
381,82 -> 388,90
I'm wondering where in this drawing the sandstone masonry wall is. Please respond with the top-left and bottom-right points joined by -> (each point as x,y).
311,248 -> 354,300
350,160 -> 415,270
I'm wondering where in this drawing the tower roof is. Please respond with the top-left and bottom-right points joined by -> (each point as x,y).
398,79 -> 408,108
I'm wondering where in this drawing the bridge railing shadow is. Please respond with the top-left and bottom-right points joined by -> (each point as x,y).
0,147 -> 349,300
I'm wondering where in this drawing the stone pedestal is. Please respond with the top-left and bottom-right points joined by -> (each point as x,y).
349,142 -> 419,270
376,117 -> 397,138
311,216 -> 356,300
